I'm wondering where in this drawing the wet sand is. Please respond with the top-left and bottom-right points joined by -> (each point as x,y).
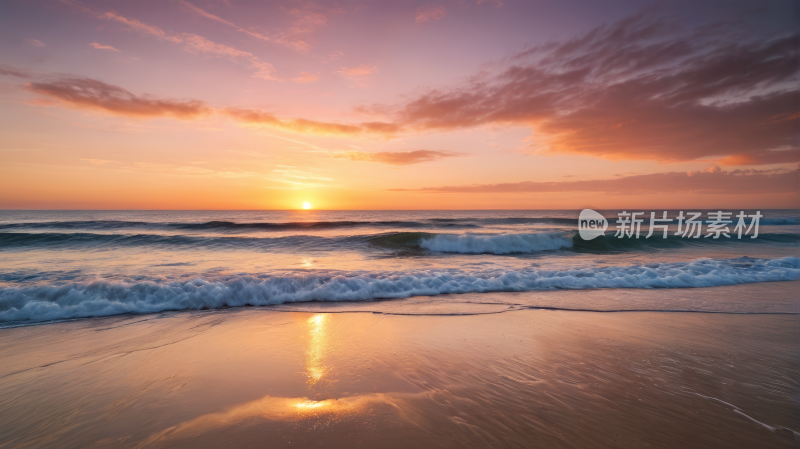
0,304 -> 798,448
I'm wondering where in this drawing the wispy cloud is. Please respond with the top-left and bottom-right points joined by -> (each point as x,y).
389,167 -> 798,195
335,64 -> 378,79
62,2 -> 282,80
223,107 -> 399,136
292,71 -> 319,84
81,158 -> 116,165
19,10 -> 799,163
177,0 -> 336,53
89,42 -> 120,52
24,39 -> 46,47
133,162 -> 255,178
26,78 -> 212,119
20,75 -> 397,135
271,165 -> 334,188
415,4 -> 446,24
332,150 -> 462,165
0,64 -> 30,78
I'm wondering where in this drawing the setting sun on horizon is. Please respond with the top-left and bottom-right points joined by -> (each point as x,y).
1,2 -> 798,448
0,0 -> 796,210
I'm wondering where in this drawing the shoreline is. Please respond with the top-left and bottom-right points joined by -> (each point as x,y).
3,279 -> 798,330
1,306 -> 798,448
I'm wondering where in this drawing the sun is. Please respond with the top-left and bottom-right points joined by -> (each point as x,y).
302,202 -> 311,210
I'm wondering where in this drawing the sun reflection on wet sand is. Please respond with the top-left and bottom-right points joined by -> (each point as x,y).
305,314 -> 330,392
134,394 -> 395,448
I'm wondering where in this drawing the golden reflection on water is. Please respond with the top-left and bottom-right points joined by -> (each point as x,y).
305,314 -> 330,391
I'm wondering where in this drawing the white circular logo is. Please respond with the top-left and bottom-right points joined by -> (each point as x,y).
578,209 -> 608,240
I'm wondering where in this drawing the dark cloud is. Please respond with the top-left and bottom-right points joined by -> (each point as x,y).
333,150 -> 462,165
389,167 -> 798,194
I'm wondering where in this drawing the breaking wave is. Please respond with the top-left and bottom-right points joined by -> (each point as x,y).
418,232 -> 574,254
1,256 -> 798,324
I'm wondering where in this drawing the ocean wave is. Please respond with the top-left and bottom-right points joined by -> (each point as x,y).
371,231 -> 799,254
0,232 -> 361,251
2,229 -> 797,253
1,257 -> 798,324
418,232 -> 574,254
0,219 -> 482,232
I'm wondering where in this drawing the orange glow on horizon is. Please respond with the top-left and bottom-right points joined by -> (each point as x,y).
0,2 -> 795,210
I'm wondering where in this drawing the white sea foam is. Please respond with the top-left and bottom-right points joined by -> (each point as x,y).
1,257 -> 799,324
419,232 -> 573,254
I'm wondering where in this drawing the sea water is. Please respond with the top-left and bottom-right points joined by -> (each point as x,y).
0,210 -> 798,326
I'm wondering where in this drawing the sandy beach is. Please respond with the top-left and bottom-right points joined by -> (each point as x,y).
1,294 -> 798,448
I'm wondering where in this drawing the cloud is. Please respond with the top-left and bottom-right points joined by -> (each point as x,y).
22,75 -> 396,134
178,0 -> 337,53
385,11 -> 799,165
98,11 -> 181,43
89,42 -> 120,52
292,71 -> 319,84
415,4 -> 446,23
81,158 -> 115,165
332,150 -> 462,165
223,107 -> 399,136
718,149 -> 800,166
0,64 -> 30,78
26,78 -> 211,119
336,64 -> 378,77
62,3 -> 285,81
334,64 -> 378,80
179,33 -> 277,80
21,9 -> 798,155
389,167 -> 798,194
24,39 -> 46,47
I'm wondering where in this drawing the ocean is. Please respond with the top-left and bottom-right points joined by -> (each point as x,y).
1,209 -> 798,326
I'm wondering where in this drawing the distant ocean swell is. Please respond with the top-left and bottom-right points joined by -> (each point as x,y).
1,217 -> 795,233
2,231 -> 798,253
1,257 -> 798,324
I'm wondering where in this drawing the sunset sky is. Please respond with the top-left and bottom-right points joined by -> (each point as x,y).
0,0 -> 797,209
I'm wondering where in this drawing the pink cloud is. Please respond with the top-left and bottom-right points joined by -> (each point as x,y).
380,12 -> 799,165
718,149 -> 800,166
336,64 -> 378,77
99,11 -> 181,43
178,0 -> 337,53
415,4 -> 446,24
89,42 -> 120,52
24,39 -> 46,47
223,107 -> 398,136
26,78 -> 211,119
67,5 -> 282,80
0,64 -> 29,78
333,150 -> 462,165
389,167 -> 798,195
23,75 -> 394,134
292,72 -> 319,84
